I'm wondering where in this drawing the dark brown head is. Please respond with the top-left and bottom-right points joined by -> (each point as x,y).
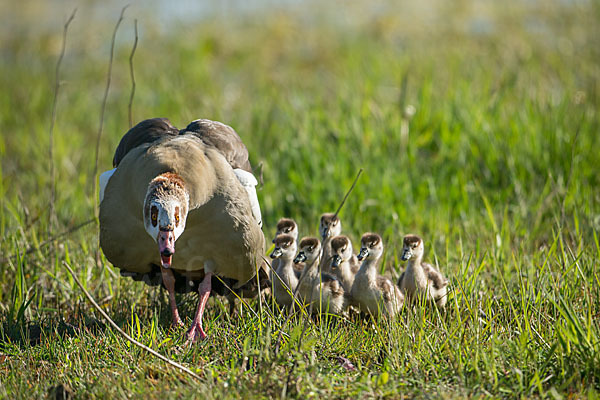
319,213 -> 341,239
273,218 -> 298,242
294,237 -> 321,264
270,234 -> 297,260
401,234 -> 424,261
330,235 -> 353,268
357,233 -> 383,261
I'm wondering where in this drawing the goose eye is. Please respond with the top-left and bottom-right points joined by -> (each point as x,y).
412,244 -> 418,249
151,206 -> 158,227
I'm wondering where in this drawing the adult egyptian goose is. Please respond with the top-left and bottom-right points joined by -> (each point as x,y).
270,234 -> 300,309
318,213 -> 342,274
295,237 -> 345,315
398,234 -> 448,308
329,235 -> 360,293
351,233 -> 404,317
99,118 -> 266,343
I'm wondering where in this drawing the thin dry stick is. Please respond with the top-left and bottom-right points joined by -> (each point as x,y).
128,19 -> 138,128
93,5 -> 128,216
62,261 -> 201,381
48,9 -> 77,234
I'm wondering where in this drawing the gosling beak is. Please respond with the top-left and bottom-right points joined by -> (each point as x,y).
270,248 -> 283,259
401,249 -> 412,261
158,229 -> 176,268
294,252 -> 307,264
357,248 -> 369,261
331,255 -> 342,268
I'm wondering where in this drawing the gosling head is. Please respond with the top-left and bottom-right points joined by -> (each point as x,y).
143,173 -> 190,269
294,237 -> 321,264
330,235 -> 353,269
273,218 -> 298,243
270,234 -> 297,261
401,234 -> 424,261
357,232 -> 383,262
319,213 -> 341,240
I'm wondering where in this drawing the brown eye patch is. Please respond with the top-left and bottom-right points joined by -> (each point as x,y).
151,206 -> 158,227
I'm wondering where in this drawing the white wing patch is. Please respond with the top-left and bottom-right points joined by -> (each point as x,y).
99,168 -> 116,203
233,168 -> 262,228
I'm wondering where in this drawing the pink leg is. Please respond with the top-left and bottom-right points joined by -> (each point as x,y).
186,272 -> 212,344
160,267 -> 184,327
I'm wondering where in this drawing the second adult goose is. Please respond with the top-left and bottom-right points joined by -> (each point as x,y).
99,118 -> 266,343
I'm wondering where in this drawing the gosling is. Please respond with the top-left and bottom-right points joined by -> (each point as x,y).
295,237 -> 346,315
273,218 -> 299,242
330,235 -> 360,293
351,233 -> 404,317
270,218 -> 302,279
397,234 -> 448,308
270,234 -> 299,308
318,213 -> 342,273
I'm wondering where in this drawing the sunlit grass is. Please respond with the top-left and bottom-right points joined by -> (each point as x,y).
0,0 -> 599,397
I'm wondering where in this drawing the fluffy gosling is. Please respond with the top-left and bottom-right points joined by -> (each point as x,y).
295,237 -> 346,315
330,235 -> 360,293
318,213 -> 342,273
270,234 -> 299,308
398,234 -> 448,308
351,233 -> 404,317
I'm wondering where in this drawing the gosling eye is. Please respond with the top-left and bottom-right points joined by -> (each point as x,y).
174,206 -> 180,227
412,244 -> 418,249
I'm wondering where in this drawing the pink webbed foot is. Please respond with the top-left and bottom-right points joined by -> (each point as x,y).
185,322 -> 208,345
184,271 -> 212,345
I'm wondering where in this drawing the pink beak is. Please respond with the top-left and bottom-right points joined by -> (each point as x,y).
158,230 -> 176,268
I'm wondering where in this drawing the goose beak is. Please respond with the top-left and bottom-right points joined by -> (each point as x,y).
331,255 -> 342,268
270,248 -> 283,259
401,249 -> 412,261
294,252 -> 307,264
158,230 -> 176,268
357,248 -> 369,261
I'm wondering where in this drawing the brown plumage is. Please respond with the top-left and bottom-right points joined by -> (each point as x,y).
100,118 -> 266,342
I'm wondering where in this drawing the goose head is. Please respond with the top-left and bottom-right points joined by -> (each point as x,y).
270,234 -> 297,261
273,218 -> 298,243
401,234 -> 424,261
294,237 -> 321,264
319,213 -> 341,240
143,173 -> 190,269
357,232 -> 383,262
330,235 -> 353,269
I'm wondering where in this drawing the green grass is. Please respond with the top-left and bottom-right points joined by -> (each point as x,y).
1,0 -> 599,398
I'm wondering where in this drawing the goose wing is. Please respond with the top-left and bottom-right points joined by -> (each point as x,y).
423,262 -> 448,290
112,118 -> 180,167
181,119 -> 252,172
